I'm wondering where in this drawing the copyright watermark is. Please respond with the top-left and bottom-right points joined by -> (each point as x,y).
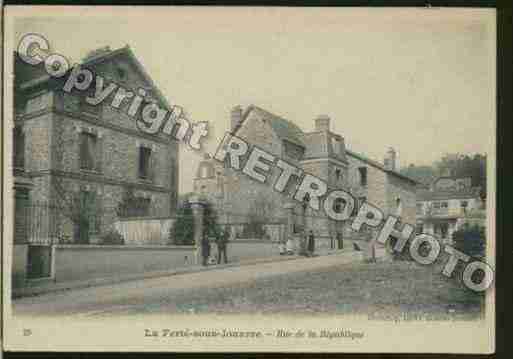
17,33 -> 208,151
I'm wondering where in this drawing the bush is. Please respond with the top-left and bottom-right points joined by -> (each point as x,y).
170,200 -> 221,245
452,224 -> 486,258
99,229 -> 124,245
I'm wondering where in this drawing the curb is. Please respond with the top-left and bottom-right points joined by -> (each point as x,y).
12,253 -> 325,299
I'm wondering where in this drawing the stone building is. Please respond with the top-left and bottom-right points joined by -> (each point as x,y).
194,105 -> 418,247
416,176 -> 484,243
13,46 -> 179,245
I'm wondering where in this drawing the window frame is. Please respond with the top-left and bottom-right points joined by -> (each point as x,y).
138,146 -> 152,180
79,131 -> 98,171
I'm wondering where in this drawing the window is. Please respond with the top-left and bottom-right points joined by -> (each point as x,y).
332,138 -> 341,155
80,132 -> 98,171
358,167 -> 367,186
352,196 -> 366,216
441,201 -> 448,209
334,198 -> 345,213
416,203 -> 423,214
416,224 -> 424,235
13,127 -> 25,168
335,168 -> 342,182
117,191 -> 152,218
138,146 -> 152,180
461,200 -> 468,208
200,165 -> 209,178
433,202 -> 441,209
135,197 -> 151,217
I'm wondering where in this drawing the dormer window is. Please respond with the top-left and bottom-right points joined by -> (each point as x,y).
358,167 -> 367,186
138,146 -> 152,180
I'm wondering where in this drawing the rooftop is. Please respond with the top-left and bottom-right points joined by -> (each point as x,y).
234,105 -> 420,185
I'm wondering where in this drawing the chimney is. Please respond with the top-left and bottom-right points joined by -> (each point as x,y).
230,105 -> 243,132
384,147 -> 397,171
315,115 -> 331,132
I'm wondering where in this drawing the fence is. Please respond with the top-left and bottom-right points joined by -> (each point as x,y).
14,201 -> 103,245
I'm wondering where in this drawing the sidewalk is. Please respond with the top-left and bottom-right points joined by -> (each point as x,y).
13,249 -> 356,299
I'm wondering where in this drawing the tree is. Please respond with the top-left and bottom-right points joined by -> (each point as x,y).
170,200 -> 221,245
170,201 -> 194,245
117,188 -> 151,218
434,153 -> 486,198
52,178 -> 96,244
400,153 -> 487,198
399,164 -> 438,187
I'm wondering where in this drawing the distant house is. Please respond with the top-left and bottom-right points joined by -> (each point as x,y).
194,105 -> 418,245
13,46 -> 179,246
416,176 -> 484,242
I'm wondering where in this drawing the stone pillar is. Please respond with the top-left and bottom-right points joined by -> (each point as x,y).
189,194 -> 206,265
13,177 -> 33,288
283,202 -> 296,253
283,202 -> 295,240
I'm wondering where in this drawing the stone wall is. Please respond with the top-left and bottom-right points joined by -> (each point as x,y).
346,153 -> 388,210
386,174 -> 417,225
115,218 -> 175,245
53,245 -> 195,282
12,244 -> 28,289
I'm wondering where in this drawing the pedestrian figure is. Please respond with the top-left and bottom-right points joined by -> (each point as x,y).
337,231 -> 343,250
308,230 -> 315,256
217,228 -> 229,264
201,236 -> 211,266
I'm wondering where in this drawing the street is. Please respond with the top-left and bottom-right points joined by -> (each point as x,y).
13,252 -> 360,318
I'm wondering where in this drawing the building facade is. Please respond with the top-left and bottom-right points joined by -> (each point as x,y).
416,176 -> 484,243
13,46 -> 179,246
194,105 -> 418,245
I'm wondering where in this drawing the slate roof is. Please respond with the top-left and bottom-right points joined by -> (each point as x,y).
16,45 -> 172,111
237,105 -> 305,147
236,105 -> 420,186
346,149 -> 419,185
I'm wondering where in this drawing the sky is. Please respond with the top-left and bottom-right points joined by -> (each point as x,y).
9,7 -> 496,194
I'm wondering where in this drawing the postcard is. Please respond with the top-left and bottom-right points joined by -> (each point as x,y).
2,6 -> 496,353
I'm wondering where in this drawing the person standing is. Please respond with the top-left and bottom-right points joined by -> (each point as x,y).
337,231 -> 343,250
217,228 -> 229,264
308,230 -> 315,256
